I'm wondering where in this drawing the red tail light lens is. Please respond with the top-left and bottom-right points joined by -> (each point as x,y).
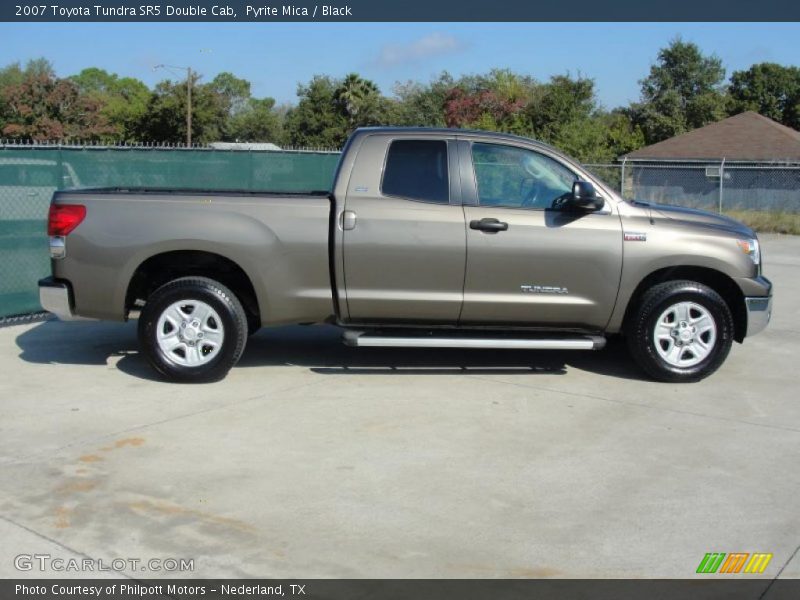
48,204 -> 86,236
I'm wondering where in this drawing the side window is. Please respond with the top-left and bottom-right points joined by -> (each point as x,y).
382,140 -> 449,204
472,143 -> 576,209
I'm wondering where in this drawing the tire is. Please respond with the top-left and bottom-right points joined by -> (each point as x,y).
626,280 -> 734,383
138,276 -> 247,383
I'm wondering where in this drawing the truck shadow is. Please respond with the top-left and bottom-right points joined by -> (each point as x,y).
14,320 -> 648,382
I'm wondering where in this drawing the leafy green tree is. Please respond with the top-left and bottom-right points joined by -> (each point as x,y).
208,72 -> 252,117
283,76 -> 350,147
70,68 -> 150,141
390,72 -> 455,127
632,38 -> 727,143
528,74 -> 595,142
728,63 -> 800,129
138,74 -> 227,144
602,110 -> 646,157
0,62 -> 25,90
228,97 -> 283,143
334,73 -> 385,128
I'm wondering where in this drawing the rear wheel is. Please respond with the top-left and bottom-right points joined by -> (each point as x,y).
138,276 -> 247,382
626,280 -> 733,382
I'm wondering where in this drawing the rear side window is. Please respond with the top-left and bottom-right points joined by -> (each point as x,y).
381,140 -> 449,204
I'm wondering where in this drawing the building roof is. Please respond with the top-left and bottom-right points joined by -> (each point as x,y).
209,142 -> 282,151
623,111 -> 800,162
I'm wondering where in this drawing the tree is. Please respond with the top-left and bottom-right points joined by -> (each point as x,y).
334,73 -> 384,128
728,63 -> 800,129
227,97 -> 283,143
0,59 -> 55,135
390,72 -> 454,127
632,39 -> 727,144
283,76 -> 350,147
138,74 -> 227,144
441,70 -> 532,134
602,110 -> 645,158
444,87 -> 524,131
527,74 -> 595,142
208,72 -> 252,116
1,67 -> 114,141
70,68 -> 151,141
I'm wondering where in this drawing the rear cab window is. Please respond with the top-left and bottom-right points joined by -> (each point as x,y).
381,140 -> 449,204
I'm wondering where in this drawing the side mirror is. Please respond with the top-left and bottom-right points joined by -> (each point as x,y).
570,181 -> 604,211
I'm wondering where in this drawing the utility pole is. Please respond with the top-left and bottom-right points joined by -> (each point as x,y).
154,64 -> 194,146
186,67 -> 192,147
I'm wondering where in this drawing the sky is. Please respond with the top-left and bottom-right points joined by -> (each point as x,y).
1,22 -> 799,109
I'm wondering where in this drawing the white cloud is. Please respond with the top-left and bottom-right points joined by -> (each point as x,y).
373,33 -> 467,68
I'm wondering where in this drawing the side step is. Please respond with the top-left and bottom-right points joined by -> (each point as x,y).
343,331 -> 606,350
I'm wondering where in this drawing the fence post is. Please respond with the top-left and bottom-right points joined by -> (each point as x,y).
57,144 -> 64,190
248,149 -> 254,191
718,157 -> 726,214
620,157 -> 627,198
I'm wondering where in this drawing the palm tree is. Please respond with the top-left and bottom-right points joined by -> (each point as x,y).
335,73 -> 381,127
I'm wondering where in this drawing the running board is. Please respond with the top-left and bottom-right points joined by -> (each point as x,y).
343,331 -> 605,350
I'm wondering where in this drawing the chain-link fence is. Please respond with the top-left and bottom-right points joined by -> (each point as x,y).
585,160 -> 800,213
0,144 -> 340,320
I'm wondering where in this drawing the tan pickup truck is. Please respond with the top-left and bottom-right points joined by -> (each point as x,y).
39,127 -> 772,383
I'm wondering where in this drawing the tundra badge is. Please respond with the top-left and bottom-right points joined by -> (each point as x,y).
521,285 -> 569,294
624,232 -> 648,242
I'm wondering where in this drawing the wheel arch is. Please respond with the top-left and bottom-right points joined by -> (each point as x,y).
621,266 -> 747,343
125,250 -> 261,325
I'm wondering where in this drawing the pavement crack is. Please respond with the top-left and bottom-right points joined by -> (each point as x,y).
0,513 -> 135,580
759,541 -> 800,599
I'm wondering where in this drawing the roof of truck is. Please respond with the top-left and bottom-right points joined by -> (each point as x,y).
353,126 -> 559,152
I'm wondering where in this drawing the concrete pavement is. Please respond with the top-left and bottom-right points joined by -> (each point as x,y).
0,234 -> 798,580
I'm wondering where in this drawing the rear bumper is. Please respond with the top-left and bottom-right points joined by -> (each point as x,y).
38,277 -> 80,320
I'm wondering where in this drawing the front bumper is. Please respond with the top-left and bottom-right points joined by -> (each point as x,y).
736,275 -> 772,338
745,295 -> 772,337
38,277 -> 80,320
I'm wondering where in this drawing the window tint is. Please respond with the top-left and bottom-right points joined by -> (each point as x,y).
382,140 -> 449,204
472,143 -> 576,209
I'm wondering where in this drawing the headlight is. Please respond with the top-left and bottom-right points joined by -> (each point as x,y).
736,238 -> 760,265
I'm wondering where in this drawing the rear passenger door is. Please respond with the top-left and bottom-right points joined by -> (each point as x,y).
341,135 -> 466,324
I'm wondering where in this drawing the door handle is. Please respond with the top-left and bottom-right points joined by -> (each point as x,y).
469,218 -> 508,233
341,210 -> 357,231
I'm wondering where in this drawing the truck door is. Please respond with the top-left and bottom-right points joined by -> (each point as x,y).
459,140 -> 623,330
341,135 -> 466,324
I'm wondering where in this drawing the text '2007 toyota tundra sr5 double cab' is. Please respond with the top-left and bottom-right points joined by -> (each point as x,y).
39,127 -> 773,383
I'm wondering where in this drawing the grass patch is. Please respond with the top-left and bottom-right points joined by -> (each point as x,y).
724,210 -> 800,235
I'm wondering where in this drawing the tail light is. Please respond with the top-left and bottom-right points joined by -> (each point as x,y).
48,204 -> 86,236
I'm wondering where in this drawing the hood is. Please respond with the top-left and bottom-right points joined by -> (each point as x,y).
629,200 -> 755,237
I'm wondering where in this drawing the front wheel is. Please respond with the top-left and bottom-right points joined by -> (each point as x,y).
138,277 -> 248,383
626,280 -> 734,383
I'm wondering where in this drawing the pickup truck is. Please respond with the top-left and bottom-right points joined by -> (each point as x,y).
39,127 -> 772,383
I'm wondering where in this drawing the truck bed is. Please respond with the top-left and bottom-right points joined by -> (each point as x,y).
51,188 -> 336,325
64,187 -> 332,198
